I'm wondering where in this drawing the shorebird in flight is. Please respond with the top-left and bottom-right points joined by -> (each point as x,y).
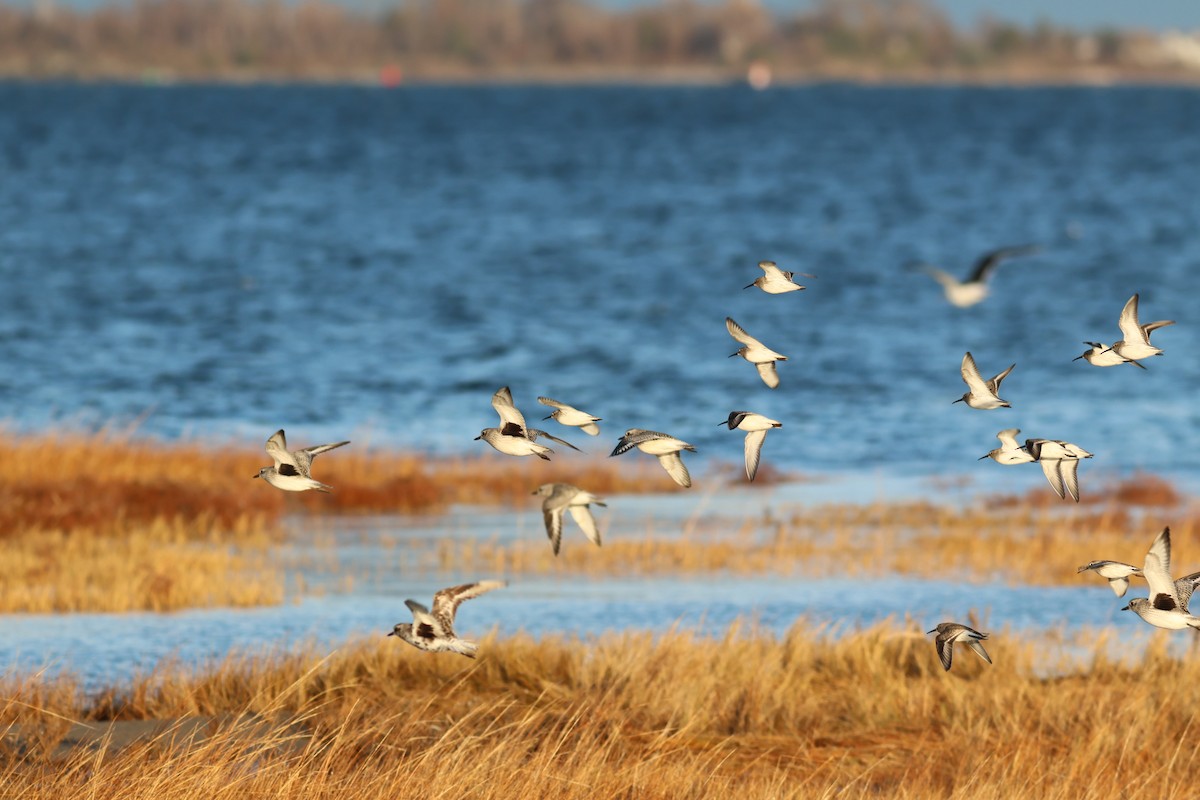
1077,560 -> 1143,598
726,317 -> 788,389
610,428 -> 697,488
718,411 -> 781,482
744,260 -> 814,294
538,396 -> 602,436
476,386 -> 581,459
1025,438 -> 1092,502
1122,528 -> 1200,630
532,483 -> 606,556
927,622 -> 992,672
388,580 -> 507,657
1109,294 -> 1175,364
914,244 -> 1039,307
978,428 -> 1034,465
954,352 -> 1015,409
253,429 -> 349,493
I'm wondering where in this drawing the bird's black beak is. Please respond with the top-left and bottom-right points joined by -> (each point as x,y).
728,352 -> 739,358
952,397 -> 964,404
473,435 -> 482,440
386,630 -> 395,636
977,454 -> 990,461
530,489 -> 538,495
716,420 -> 728,426
743,283 -> 754,290
1120,604 -> 1130,612
543,414 -> 554,420
252,473 -> 259,479
1072,354 -> 1085,361
925,628 -> 937,634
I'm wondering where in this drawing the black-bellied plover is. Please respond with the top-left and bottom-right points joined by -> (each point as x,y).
743,261 -> 814,294
1025,438 -> 1093,502
253,429 -> 349,493
532,483 -> 606,556
913,244 -> 1039,307
954,352 -> 1015,410
1110,293 -> 1175,364
978,428 -> 1034,466
1122,528 -> 1200,630
388,580 -> 507,658
476,386 -> 581,459
537,396 -> 602,436
927,622 -> 992,671
726,317 -> 787,389
610,428 -> 697,488
1077,560 -> 1143,598
718,411 -> 781,482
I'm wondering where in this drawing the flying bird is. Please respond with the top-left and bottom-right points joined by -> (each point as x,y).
1109,294 -> 1175,364
927,622 -> 992,672
476,386 -> 581,459
914,244 -> 1040,307
388,580 -> 507,657
531,483 -> 606,556
253,429 -> 350,493
610,428 -> 697,488
1122,528 -> 1200,630
978,428 -> 1034,465
718,411 -> 782,482
726,317 -> 788,389
954,352 -> 1015,409
1077,561 -> 1143,598
1025,438 -> 1092,502
538,396 -> 602,436
744,260 -> 814,294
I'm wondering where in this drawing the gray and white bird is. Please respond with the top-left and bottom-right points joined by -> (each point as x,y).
978,428 -> 1035,466
1077,560 -> 1143,598
1110,293 -> 1174,364
388,580 -> 507,658
610,428 -> 697,488
253,429 -> 350,493
744,261 -> 814,294
531,483 -> 606,556
914,244 -> 1039,308
927,622 -> 993,672
476,386 -> 581,459
1073,342 -> 1146,369
726,317 -> 788,389
1025,438 -> 1092,502
954,352 -> 1014,410
1122,528 -> 1200,630
537,396 -> 602,436
718,411 -> 781,482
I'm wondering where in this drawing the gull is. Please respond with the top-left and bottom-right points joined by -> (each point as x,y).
1077,561 -> 1143,598
1110,294 -> 1175,364
476,386 -> 581,459
927,622 -> 992,672
1025,438 -> 1093,502
744,261 -> 814,294
532,483 -> 606,556
1122,528 -> 1200,630
954,352 -> 1015,409
914,244 -> 1039,307
388,580 -> 507,658
718,411 -> 781,482
978,428 -> 1035,465
610,429 -> 697,488
726,317 -> 787,389
253,429 -> 349,493
538,396 -> 602,436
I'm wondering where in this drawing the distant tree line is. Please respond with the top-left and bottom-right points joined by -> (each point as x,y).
0,0 -> 1189,81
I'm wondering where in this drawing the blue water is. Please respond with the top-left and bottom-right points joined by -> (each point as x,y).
0,84 -> 1197,478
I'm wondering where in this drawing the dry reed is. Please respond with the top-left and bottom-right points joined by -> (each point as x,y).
2,622 -> 1199,798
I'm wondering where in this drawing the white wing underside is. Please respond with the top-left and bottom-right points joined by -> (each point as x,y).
1117,295 -> 1149,345
567,505 -> 602,547
656,452 -> 692,488
755,361 -> 780,389
744,429 -> 768,481
1144,529 -> 1178,607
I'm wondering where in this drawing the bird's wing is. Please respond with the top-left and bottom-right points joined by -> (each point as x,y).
537,396 -> 568,410
610,430 -> 661,455
1117,294 -> 1147,345
918,265 -> 957,289
1039,459 -> 1066,499
755,361 -> 780,389
757,260 -> 781,276
988,363 -> 1016,393
725,317 -> 763,348
1175,571 -> 1200,613
934,632 -> 955,671
303,440 -> 350,459
996,429 -> 1021,450
960,352 -> 989,394
1109,577 -> 1130,598
580,423 -> 601,436
543,508 -> 564,556
1142,319 -> 1175,337
528,428 -> 581,451
1144,528 -> 1178,608
656,452 -> 692,488
965,638 -> 992,665
491,386 -> 528,431
265,430 -> 295,469
1060,458 -> 1081,503
968,244 -> 1039,283
567,505 -> 602,548
432,580 -> 506,629
743,429 -> 769,482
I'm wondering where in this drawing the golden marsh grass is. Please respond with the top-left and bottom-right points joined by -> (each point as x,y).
2,623 -> 1199,798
